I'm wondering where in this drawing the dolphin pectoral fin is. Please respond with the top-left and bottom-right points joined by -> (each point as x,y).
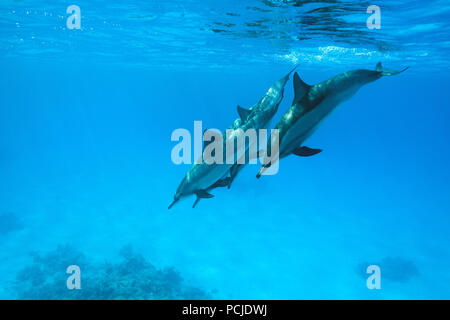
292,146 -> 323,157
210,177 -> 231,189
192,190 -> 214,208
256,162 -> 272,179
237,105 -> 251,122
376,62 -> 409,76
192,197 -> 201,208
196,190 -> 214,198
256,166 -> 267,179
256,168 -> 263,179
292,72 -> 311,105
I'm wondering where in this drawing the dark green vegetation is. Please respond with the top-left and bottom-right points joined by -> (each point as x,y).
13,245 -> 211,300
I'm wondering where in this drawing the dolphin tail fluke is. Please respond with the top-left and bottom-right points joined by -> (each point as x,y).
376,62 -> 409,76
292,72 -> 311,105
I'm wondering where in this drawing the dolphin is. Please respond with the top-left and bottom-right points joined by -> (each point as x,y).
169,67 -> 296,209
257,62 -> 408,177
225,66 -> 299,188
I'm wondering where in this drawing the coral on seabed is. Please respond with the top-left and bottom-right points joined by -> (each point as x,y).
13,244 -> 211,300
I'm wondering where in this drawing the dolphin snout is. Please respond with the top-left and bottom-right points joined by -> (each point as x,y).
168,197 -> 180,209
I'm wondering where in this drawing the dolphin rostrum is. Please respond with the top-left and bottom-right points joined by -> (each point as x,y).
169,67 -> 296,209
257,62 -> 408,177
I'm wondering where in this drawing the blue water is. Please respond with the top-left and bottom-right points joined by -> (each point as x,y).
1,0 -> 450,299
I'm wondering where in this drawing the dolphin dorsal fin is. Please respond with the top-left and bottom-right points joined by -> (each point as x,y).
376,62 -> 383,72
292,72 -> 310,105
237,105 -> 251,122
